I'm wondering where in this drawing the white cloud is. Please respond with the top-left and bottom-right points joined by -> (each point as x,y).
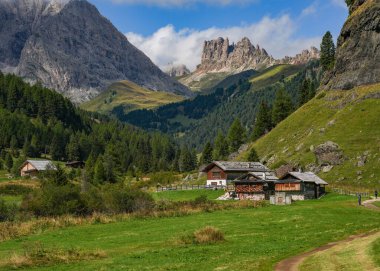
126,15 -> 321,71
301,2 -> 318,17
331,0 -> 347,8
111,0 -> 258,7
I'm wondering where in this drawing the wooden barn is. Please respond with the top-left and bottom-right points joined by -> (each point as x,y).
202,161 -> 274,187
276,171 -> 328,200
233,172 -> 278,200
20,160 -> 57,177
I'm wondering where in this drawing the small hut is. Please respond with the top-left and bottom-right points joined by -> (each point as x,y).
20,160 -> 57,177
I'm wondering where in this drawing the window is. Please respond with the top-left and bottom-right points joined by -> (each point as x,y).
212,171 -> 222,179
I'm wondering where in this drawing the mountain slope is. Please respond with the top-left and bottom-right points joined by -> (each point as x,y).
81,80 -> 184,114
241,84 -> 380,189
0,0 -> 192,103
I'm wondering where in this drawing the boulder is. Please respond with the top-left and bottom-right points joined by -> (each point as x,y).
314,141 -> 344,165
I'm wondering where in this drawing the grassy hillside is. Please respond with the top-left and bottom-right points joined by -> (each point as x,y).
241,83 -> 380,189
249,64 -> 304,90
0,194 -> 379,270
81,80 -> 184,114
179,72 -> 229,92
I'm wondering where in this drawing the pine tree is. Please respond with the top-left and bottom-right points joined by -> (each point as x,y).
50,164 -> 67,186
308,80 -> 317,100
213,131 -> 229,160
67,135 -> 81,161
228,118 -> 246,153
298,79 -> 311,106
10,135 -> 18,154
272,88 -> 293,125
5,153 -> 13,172
247,148 -> 259,162
94,156 -> 106,183
200,142 -> 213,165
179,146 -> 196,172
320,31 -> 336,71
252,101 -> 272,140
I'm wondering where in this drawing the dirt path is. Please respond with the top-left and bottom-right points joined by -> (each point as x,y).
363,198 -> 380,211
275,198 -> 380,271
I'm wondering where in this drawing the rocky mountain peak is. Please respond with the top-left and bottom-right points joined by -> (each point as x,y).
0,0 -> 192,102
165,64 -> 191,77
322,0 -> 380,90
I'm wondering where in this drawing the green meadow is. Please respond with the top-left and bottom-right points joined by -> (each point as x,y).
0,193 -> 379,270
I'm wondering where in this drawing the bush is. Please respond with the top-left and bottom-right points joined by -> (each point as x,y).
22,184 -> 88,217
178,226 -> 225,245
0,185 -> 32,196
101,184 -> 154,214
0,199 -> 18,221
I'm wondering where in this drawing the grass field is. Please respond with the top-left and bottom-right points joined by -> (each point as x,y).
373,201 -> 380,208
81,80 -> 184,114
372,237 -> 380,267
179,72 -> 230,92
299,232 -> 380,271
249,64 -> 304,90
152,190 -> 225,201
0,193 -> 379,270
241,83 -> 380,189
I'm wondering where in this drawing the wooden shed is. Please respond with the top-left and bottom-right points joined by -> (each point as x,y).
20,160 -> 57,177
277,172 -> 328,200
233,172 -> 278,200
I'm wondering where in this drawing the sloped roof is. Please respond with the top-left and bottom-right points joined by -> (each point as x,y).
202,161 -> 270,172
25,160 -> 57,171
286,172 -> 328,185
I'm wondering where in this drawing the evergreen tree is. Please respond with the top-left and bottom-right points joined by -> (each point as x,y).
308,80 -> 317,100
5,153 -> 13,172
49,164 -> 67,186
11,155 -> 26,177
10,135 -> 18,154
298,79 -> 311,106
252,101 -> 272,140
320,31 -> 336,71
22,139 -> 32,157
67,135 -> 81,161
247,148 -> 259,162
94,156 -> 106,183
179,146 -> 196,172
272,88 -> 293,125
200,142 -> 213,165
84,152 -> 96,183
213,131 -> 229,160
228,118 -> 246,153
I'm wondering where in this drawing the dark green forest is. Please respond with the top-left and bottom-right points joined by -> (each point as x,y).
0,72 -> 197,180
114,61 -> 321,150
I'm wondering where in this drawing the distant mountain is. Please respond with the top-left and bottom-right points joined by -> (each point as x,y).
0,0 -> 192,103
165,64 -> 191,78
180,37 -> 319,91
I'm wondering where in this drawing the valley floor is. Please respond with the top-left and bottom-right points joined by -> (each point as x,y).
0,193 -> 379,270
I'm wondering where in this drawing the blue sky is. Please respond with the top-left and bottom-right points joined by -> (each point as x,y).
88,0 -> 348,70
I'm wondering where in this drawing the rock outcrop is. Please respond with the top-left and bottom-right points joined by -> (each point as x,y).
0,0 -> 192,103
165,64 -> 190,77
182,37 -> 320,88
323,0 -> 380,90
314,141 -> 344,165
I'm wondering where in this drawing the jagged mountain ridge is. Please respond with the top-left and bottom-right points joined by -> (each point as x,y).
0,0 -> 192,103
181,37 -> 319,89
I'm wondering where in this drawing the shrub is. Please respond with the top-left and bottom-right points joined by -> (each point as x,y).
22,184 -> 88,217
0,199 -> 18,221
0,184 -> 32,196
178,226 -> 225,245
101,184 -> 154,214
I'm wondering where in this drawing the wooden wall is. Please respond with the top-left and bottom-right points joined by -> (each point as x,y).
275,183 -> 301,191
235,184 -> 264,193
207,166 -> 227,180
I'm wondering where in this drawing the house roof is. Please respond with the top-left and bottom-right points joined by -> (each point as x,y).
235,172 -> 279,182
22,160 -> 57,171
284,172 -> 328,185
202,161 -> 270,172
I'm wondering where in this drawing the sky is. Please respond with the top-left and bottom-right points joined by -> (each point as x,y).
88,0 -> 348,71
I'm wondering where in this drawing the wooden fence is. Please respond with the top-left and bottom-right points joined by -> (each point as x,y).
329,187 -> 371,197
156,184 -> 234,192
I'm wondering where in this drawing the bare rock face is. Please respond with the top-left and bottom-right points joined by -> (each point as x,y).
197,37 -> 274,73
314,141 -> 344,165
0,0 -> 192,103
182,37 -> 320,87
165,64 -> 190,77
323,0 -> 380,90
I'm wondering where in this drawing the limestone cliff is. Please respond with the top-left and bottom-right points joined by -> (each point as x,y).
323,0 -> 380,90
